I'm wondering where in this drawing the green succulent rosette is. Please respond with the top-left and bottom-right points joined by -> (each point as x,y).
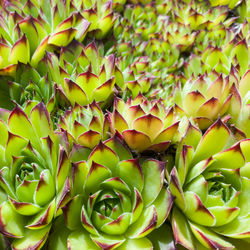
42,41 -> 119,108
113,3 -> 182,85
0,103 -> 71,249
80,0 -> 118,39
61,136 -> 173,249
170,71 -> 242,130
108,94 -> 180,152
58,101 -> 109,149
185,39 -> 249,78
168,119 -> 250,249
0,0 -> 90,72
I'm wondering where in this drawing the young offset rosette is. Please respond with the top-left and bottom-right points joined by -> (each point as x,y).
0,0 -> 90,72
108,94 -> 180,152
168,119 -> 250,249
171,71 -> 242,129
43,41 -> 117,108
62,136 -> 173,249
0,103 -> 71,249
59,101 -> 109,149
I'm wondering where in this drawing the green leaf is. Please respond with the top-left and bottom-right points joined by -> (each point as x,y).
189,222 -> 234,249
0,201 -> 25,238
27,199 -> 56,229
9,197 -> 41,216
117,238 -> 152,250
148,223 -> 176,250
171,206 -> 195,249
88,142 -> 119,174
126,205 -> 157,239
184,191 -> 215,227
12,225 -> 51,250
141,160 -> 165,207
48,28 -> 77,47
117,159 -> 144,192
91,234 -> 125,249
84,161 -> 112,194
62,195 -> 83,230
30,102 -> 52,138
68,230 -> 99,250
192,119 -> 230,165
101,213 -> 131,235
9,35 -> 30,64
104,136 -> 133,161
34,169 -> 55,206
152,187 -> 173,227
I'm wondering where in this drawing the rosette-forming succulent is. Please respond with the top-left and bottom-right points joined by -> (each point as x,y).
168,119 -> 250,249
170,71 -> 242,130
43,40 -> 118,108
109,94 -> 180,152
185,38 -> 249,78
80,0 -> 118,39
58,101 -> 109,149
0,103 -> 71,249
0,0 -> 90,73
61,136 -> 173,249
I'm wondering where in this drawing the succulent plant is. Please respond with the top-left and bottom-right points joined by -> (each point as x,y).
58,101 -> 109,149
170,71 -> 242,130
61,136 -> 173,249
0,0 -> 90,72
0,0 -> 249,248
43,40 -> 118,108
109,94 -> 180,152
168,119 -> 250,249
80,0 -> 118,40
0,103 -> 71,249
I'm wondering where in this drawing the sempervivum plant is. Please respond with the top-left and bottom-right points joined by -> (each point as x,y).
168,119 -> 250,249
0,103 -> 71,249
170,71 -> 242,130
109,94 -> 180,152
62,136 -> 173,249
186,39 -> 250,77
80,0 -> 118,39
0,0 -> 90,72
44,41 -> 118,108
58,101 -> 109,149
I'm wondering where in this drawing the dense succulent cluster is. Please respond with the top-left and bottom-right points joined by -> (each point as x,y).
0,0 -> 249,249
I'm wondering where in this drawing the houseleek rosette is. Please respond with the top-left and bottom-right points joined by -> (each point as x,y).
59,101 -> 109,149
171,72 -> 242,129
62,136 -> 173,249
81,0 -> 118,39
168,119 -> 250,249
0,0 -> 90,73
109,94 -> 180,152
0,103 -> 71,249
43,41 -> 118,107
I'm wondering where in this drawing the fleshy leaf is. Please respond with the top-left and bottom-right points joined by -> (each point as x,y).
189,222 -> 234,249
126,205 -> 157,239
68,230 -> 99,250
192,119 -> 230,165
12,225 -> 51,250
117,159 -> 143,192
141,160 -> 165,207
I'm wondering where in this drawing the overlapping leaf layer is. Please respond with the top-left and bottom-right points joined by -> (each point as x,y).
0,0 -> 249,249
